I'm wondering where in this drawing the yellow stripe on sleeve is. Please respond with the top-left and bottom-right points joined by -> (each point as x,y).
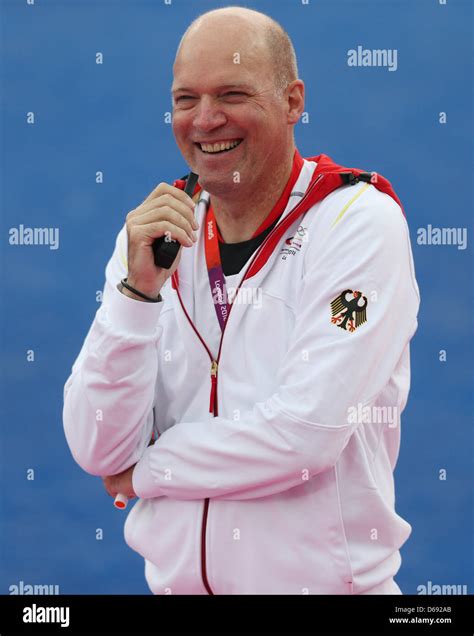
331,182 -> 371,228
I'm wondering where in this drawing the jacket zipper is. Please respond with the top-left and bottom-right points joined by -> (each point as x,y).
209,360 -> 218,413
171,285 -> 216,594
171,172 -> 326,595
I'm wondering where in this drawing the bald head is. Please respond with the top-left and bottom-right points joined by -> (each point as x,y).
175,6 -> 299,95
171,6 -> 305,198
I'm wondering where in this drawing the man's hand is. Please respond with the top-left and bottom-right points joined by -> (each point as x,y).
125,182 -> 198,298
103,465 -> 137,500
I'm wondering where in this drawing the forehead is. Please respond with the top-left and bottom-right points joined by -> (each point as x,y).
172,21 -> 270,91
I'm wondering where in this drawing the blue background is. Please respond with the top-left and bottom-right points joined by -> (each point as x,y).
1,0 -> 472,594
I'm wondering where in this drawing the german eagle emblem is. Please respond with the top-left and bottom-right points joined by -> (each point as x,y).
330,289 -> 368,333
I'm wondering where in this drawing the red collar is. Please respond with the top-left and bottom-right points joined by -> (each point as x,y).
212,149 -> 304,243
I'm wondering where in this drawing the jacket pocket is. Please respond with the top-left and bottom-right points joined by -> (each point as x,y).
124,497 -> 206,594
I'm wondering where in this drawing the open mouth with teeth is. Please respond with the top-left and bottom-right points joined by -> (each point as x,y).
197,139 -> 243,154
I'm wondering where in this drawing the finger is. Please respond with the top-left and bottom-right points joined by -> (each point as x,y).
102,479 -> 115,498
143,182 -> 195,211
128,195 -> 198,231
130,220 -> 194,247
128,206 -> 197,243
141,193 -> 197,223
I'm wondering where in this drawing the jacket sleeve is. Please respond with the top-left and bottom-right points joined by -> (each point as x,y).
132,186 -> 420,501
62,224 -> 166,476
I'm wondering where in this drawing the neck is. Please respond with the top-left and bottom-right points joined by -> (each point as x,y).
211,148 -> 295,243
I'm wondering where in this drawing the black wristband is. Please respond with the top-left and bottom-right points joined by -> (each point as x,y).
118,278 -> 162,303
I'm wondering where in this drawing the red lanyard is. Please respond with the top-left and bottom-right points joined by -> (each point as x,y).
204,150 -> 304,332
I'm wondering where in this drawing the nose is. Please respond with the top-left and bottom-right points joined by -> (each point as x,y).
192,95 -> 227,133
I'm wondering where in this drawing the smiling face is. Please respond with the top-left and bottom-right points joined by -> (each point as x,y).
171,14 -> 301,197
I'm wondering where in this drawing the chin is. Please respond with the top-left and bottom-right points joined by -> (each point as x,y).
197,174 -> 240,196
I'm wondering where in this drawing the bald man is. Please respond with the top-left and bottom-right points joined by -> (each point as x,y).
64,6 -> 420,595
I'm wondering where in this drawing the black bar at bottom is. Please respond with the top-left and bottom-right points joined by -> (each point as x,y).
0,594 -> 472,633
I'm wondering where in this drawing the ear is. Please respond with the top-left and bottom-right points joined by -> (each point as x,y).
285,80 -> 305,125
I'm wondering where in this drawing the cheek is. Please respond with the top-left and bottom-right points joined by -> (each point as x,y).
172,112 -> 190,142
239,103 -> 279,134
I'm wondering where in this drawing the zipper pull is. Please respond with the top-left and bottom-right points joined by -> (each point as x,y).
209,360 -> 218,414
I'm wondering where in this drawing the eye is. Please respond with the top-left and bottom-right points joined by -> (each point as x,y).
175,95 -> 195,102
223,91 -> 246,97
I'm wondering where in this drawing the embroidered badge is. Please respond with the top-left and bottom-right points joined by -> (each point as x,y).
330,289 -> 368,332
280,226 -> 307,260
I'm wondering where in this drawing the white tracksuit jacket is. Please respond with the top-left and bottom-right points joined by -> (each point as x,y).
63,157 -> 420,595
